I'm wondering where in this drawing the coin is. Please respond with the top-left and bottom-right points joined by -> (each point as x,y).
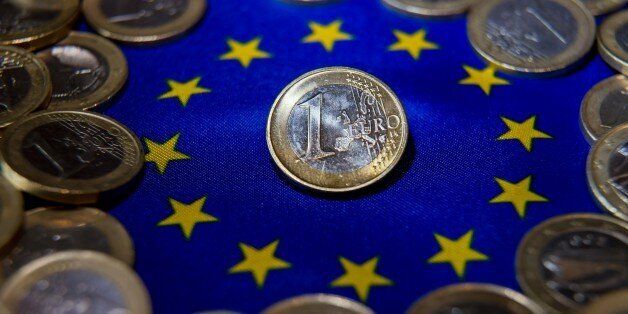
580,75 -> 628,144
467,0 -> 596,74
0,111 -> 144,204
0,46 -> 51,128
516,214 -> 628,313
0,0 -> 79,51
587,123 -> 628,221
82,0 -> 207,44
0,177 -> 23,252
267,67 -> 408,192
0,251 -> 151,313
36,32 -> 128,111
263,294 -> 374,314
578,289 -> 628,314
382,0 -> 476,17
0,207 -> 134,283
598,10 -> 628,75
578,0 -> 627,15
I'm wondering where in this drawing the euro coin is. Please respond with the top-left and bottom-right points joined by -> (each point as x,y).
580,75 -> 628,144
382,0 -> 476,17
578,0 -> 627,15
579,289 -> 628,314
267,67 -> 408,192
0,177 -> 23,252
36,32 -> 128,111
0,111 -> 144,204
598,10 -> 628,75
467,0 -> 596,74
516,214 -> 628,313
263,294 -> 374,314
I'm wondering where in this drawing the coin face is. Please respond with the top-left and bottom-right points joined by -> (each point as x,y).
578,0 -> 627,15
0,177 -> 23,252
0,46 -> 51,128
580,75 -> 628,144
598,10 -> 628,75
82,0 -> 207,43
267,67 -> 408,192
516,214 -> 628,313
579,289 -> 628,314
382,0 -> 477,17
0,251 -> 151,314
36,32 -> 128,111
0,111 -> 144,204
263,294 -> 374,314
467,0 -> 596,74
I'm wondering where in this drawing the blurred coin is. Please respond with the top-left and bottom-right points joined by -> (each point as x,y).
267,67 -> 408,192
578,289 -> 628,314
0,177 -> 23,252
578,0 -> 627,15
588,123 -> 628,221
82,0 -> 207,44
580,75 -> 628,144
0,46 -> 51,128
468,0 -> 596,74
516,214 -> 628,313
598,10 -> 628,75
0,111 -> 144,204
263,294 -> 374,314
382,0 -> 476,17
0,251 -> 151,314
0,207 -> 134,283
36,32 -> 128,111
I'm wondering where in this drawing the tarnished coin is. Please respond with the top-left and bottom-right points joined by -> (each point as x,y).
0,0 -> 79,51
0,46 -> 51,128
36,32 -> 128,111
0,177 -> 23,252
579,289 -> 628,314
516,214 -> 628,313
0,207 -> 134,283
82,0 -> 207,43
267,67 -> 408,192
0,111 -> 144,204
578,0 -> 627,15
0,251 -> 151,314
598,10 -> 628,75
580,75 -> 628,144
468,0 -> 596,74
263,294 -> 374,314
382,0 -> 476,17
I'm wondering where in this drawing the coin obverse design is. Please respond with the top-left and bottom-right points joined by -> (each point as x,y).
263,294 -> 374,314
598,10 -> 628,75
267,67 -> 408,192
516,214 -> 628,313
382,0 -> 477,17
578,0 -> 627,15
580,75 -> 628,144
579,289 -> 628,314
0,177 -> 23,252
468,0 -> 596,74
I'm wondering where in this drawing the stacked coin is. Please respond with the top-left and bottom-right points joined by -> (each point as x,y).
263,294 -> 375,314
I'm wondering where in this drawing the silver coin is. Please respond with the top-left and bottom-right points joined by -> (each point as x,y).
263,294 -> 374,314
578,0 -> 627,15
0,177 -> 23,252
579,289 -> 628,314
516,214 -> 628,313
382,0 -> 477,17
598,10 -> 628,75
467,0 -> 596,74
580,75 -> 628,144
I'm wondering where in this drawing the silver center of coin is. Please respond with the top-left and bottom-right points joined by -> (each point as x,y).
617,21 -> 628,53
100,0 -> 189,28
0,55 -> 30,115
599,88 -> 628,130
0,1 -> 61,33
434,303 -> 511,314
608,143 -> 628,200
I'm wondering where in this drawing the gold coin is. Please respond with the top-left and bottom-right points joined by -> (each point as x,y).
82,0 -> 207,44
598,10 -> 628,75
267,67 -> 408,192
0,251 -> 151,313
36,32 -> 128,111
578,0 -> 627,16
263,294 -> 374,314
382,0 -> 477,17
578,289 -> 628,314
0,177 -> 23,252
0,111 -> 144,204
580,75 -> 628,144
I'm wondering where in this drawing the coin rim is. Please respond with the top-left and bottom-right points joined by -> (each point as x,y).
263,294 -> 374,314
381,0 -> 476,17
0,177 -> 23,252
583,0 -> 628,16
579,75 -> 628,144
598,10 -> 628,75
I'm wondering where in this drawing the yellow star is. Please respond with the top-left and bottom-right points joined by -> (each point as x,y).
220,37 -> 271,68
388,29 -> 438,60
331,256 -> 392,302
428,230 -> 488,278
144,134 -> 190,174
459,65 -> 510,95
158,197 -> 217,239
303,20 -> 353,52
158,77 -> 210,106
498,116 -> 552,152
490,176 -> 548,218
229,240 -> 290,287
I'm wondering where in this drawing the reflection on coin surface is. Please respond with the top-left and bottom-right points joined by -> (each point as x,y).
467,0 -> 595,74
382,0 -> 476,17
0,207 -> 134,282
579,289 -> 628,314
0,111 -> 144,204
0,251 -> 151,314
263,294 -> 374,314
36,32 -> 128,111
0,177 -> 23,252
516,214 -> 628,313
580,75 -> 628,144
82,0 -> 207,43
267,67 -> 408,192
0,46 -> 51,128
599,10 -> 628,75
578,0 -> 627,15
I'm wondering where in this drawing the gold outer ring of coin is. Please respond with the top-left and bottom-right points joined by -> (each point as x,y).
598,10 -> 628,75
37,32 -> 128,111
0,177 -> 23,252
587,123 -> 628,221
516,213 -> 628,313
467,0 -> 596,74
0,111 -> 144,204
82,0 -> 207,44
0,251 -> 151,314
406,283 -> 545,314
263,294 -> 374,314
579,75 -> 628,144
578,289 -> 628,314
382,0 -> 476,17
583,0 -> 627,16
266,67 -> 409,192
